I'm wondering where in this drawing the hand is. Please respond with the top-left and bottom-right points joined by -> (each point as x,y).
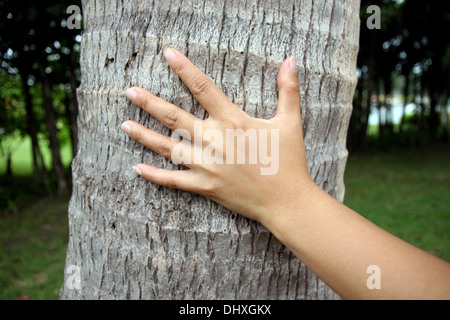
121,48 -> 316,228
121,48 -> 450,300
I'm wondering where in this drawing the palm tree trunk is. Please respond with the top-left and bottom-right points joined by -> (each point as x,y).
61,0 -> 360,300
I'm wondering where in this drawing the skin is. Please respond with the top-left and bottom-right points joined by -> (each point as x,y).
121,48 -> 450,300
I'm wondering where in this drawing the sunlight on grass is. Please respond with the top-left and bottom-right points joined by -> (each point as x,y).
0,135 -> 73,176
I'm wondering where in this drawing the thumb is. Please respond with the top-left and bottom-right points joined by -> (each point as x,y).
275,56 -> 301,118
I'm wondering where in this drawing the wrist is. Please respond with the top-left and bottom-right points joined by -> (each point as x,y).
260,179 -> 324,241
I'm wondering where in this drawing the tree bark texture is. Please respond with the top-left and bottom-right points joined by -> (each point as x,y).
60,0 -> 360,300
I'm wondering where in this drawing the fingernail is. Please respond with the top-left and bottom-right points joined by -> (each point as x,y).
289,56 -> 297,73
133,165 -> 142,176
164,48 -> 176,63
121,122 -> 131,134
127,88 -> 138,101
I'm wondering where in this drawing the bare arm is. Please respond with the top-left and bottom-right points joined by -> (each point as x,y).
121,48 -> 450,299
266,184 -> 450,299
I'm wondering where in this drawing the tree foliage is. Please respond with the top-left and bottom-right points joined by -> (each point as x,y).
0,0 -> 81,189
348,0 -> 450,151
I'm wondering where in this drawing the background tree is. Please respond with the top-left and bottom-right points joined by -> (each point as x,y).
0,0 -> 81,192
348,0 -> 450,151
60,0 -> 360,299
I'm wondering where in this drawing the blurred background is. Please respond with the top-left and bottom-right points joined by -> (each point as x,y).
0,0 -> 449,299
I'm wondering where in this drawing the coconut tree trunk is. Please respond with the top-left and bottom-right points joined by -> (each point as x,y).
60,0 -> 360,300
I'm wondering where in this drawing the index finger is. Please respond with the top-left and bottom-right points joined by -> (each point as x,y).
163,48 -> 236,119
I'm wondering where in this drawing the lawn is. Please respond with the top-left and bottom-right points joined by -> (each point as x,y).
0,135 -> 73,176
344,143 -> 450,262
0,143 -> 448,299
0,195 -> 69,300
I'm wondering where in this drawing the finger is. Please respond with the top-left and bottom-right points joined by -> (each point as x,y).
163,48 -> 236,119
122,121 -> 193,166
127,87 -> 198,136
134,164 -> 198,192
275,57 -> 301,119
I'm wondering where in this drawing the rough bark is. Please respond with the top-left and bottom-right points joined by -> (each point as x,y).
61,0 -> 360,300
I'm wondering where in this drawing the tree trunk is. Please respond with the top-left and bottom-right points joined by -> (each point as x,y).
362,34 -> 376,149
399,70 -> 410,133
69,49 -> 80,157
347,79 -> 364,151
21,76 -> 43,174
39,66 -> 68,193
61,0 -> 360,300
6,151 -> 12,176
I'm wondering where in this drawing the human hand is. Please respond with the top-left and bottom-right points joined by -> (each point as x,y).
121,48 -> 316,228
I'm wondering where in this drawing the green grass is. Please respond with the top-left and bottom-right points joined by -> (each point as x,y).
0,135 -> 72,300
0,135 -> 73,176
0,141 -> 448,299
0,195 -> 69,300
344,143 -> 450,262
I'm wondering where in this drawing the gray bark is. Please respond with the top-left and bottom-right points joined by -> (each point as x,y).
60,0 -> 360,300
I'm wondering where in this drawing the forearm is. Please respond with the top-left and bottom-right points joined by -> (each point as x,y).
124,49 -> 450,299
263,184 -> 450,300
